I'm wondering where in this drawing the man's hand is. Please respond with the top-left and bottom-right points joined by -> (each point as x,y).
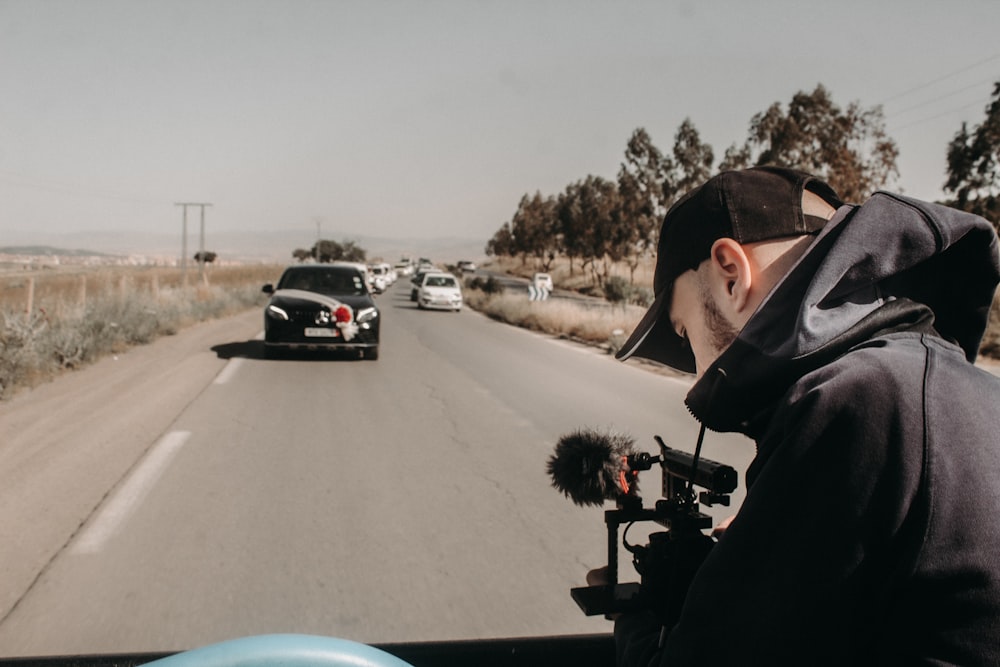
712,514 -> 736,539
586,566 -> 611,587
584,566 -> 622,620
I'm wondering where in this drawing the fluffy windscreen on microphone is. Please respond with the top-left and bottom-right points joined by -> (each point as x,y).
547,428 -> 639,506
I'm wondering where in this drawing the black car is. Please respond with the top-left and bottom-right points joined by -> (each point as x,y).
262,264 -> 380,359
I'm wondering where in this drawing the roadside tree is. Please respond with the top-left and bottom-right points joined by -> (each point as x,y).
510,192 -> 559,270
485,222 -> 515,258
193,251 -> 217,263
576,175 -> 623,285
311,239 -> 367,263
556,180 -> 591,277
945,81 -> 1000,233
670,118 -> 715,200
617,128 -> 671,283
719,84 -> 899,202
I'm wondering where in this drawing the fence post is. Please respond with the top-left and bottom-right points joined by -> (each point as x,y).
26,277 -> 34,315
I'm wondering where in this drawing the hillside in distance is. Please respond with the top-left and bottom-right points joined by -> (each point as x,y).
2,228 -> 488,265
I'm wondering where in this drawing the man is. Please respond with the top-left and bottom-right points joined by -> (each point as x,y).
610,166 -> 1000,665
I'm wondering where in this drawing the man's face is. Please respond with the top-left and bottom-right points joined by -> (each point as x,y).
668,269 -> 740,377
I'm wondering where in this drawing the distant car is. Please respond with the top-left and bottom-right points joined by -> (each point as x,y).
457,260 -> 477,272
367,263 -> 389,293
409,269 -> 435,301
333,260 -> 375,293
415,271 -> 463,311
532,272 -> 554,292
262,264 -> 380,359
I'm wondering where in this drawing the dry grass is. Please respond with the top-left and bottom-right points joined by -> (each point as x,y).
0,264 -> 282,399
3,256 -> 996,400
485,256 -> 655,298
479,255 -> 1000,362
0,264 -> 280,314
463,288 -> 645,353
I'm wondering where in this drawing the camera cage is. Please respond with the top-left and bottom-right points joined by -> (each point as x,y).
570,435 -> 737,619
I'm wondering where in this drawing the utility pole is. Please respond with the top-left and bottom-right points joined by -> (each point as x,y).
175,202 -> 212,286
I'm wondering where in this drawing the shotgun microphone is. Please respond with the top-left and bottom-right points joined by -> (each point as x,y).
546,428 -> 641,507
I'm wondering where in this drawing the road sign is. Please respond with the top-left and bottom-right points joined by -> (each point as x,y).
528,285 -> 550,301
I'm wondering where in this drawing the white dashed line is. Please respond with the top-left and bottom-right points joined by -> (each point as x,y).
72,431 -> 191,554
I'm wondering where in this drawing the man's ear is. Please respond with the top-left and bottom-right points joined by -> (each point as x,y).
708,238 -> 753,314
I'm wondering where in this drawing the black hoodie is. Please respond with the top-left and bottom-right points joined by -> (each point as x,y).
616,193 -> 1000,665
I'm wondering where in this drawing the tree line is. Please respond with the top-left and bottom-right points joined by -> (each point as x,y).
292,239 -> 367,264
487,83 -> 1000,287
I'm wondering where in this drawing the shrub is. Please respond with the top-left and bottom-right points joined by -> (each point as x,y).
603,276 -> 654,308
604,276 -> 631,304
467,275 -> 505,295
462,286 -> 644,352
633,286 -> 655,308
0,265 -> 279,399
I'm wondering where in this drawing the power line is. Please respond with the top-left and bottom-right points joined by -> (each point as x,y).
878,53 -> 1000,105
888,77 -> 996,118
889,97 -> 992,133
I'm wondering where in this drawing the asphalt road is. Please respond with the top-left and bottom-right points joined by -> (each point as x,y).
0,280 -> 754,658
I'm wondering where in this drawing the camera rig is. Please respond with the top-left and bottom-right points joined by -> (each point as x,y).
571,435 -> 737,623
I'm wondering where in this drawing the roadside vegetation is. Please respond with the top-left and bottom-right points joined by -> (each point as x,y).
462,256 -> 1000,364
481,82 -> 1000,363
0,264 -> 280,399
460,257 -> 646,357
5,82 -> 998,396
984,297 -> 1000,359
464,277 -> 645,354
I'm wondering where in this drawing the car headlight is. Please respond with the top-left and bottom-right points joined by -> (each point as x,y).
266,304 -> 289,320
356,306 -> 378,323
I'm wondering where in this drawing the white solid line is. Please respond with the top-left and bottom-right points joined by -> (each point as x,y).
72,431 -> 191,554
213,357 -> 244,385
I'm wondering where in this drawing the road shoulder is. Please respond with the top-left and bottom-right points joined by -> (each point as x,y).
0,309 -> 262,622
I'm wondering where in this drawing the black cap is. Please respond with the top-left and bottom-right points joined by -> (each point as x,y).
614,166 -> 842,372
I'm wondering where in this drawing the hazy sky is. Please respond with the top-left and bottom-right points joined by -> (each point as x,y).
2,0 -> 999,250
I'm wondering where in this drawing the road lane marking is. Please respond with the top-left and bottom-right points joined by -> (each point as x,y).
72,430 -> 191,554
214,357 -> 244,385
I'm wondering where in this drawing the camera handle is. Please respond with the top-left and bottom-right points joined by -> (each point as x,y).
571,501 -> 656,618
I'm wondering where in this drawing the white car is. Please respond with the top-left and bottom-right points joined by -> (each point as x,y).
367,263 -> 395,293
532,272 -> 554,292
416,272 -> 463,311
367,265 -> 387,293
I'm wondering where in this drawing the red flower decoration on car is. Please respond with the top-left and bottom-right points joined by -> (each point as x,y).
335,305 -> 352,323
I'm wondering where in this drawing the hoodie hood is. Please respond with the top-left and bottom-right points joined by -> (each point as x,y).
687,192 -> 1000,434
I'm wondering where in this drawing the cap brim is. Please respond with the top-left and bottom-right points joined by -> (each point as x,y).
614,288 -> 696,373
